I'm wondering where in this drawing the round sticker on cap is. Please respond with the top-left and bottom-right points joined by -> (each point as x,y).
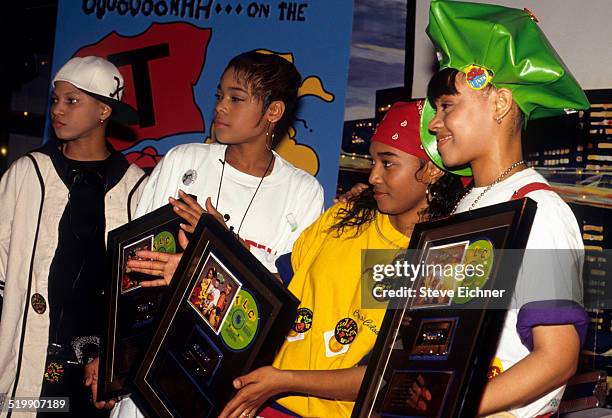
419,99 -> 473,177
153,231 -> 176,254
463,65 -> 493,91
220,289 -> 259,351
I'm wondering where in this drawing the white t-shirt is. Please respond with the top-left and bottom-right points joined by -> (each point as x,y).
456,168 -> 584,417
112,143 -> 324,418
134,143 -> 324,272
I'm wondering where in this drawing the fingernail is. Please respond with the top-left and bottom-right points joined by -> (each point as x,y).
233,379 -> 241,389
174,206 -> 180,211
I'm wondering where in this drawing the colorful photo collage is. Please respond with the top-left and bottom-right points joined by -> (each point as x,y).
188,253 -> 241,334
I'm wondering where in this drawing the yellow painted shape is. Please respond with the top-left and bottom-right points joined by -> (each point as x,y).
276,127 -> 319,176
255,49 -> 294,63
299,76 -> 334,102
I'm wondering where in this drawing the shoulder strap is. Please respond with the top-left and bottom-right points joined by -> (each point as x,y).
24,154 -> 45,187
511,182 -> 553,200
127,171 -> 149,222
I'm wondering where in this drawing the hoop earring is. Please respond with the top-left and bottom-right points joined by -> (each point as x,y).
265,126 -> 274,151
264,131 -> 271,151
426,183 -> 435,204
268,132 -> 275,151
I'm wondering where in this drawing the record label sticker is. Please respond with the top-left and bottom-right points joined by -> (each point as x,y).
453,239 -> 494,305
220,289 -> 259,351
154,231 -> 176,254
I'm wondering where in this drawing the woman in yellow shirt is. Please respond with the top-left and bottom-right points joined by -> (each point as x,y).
220,100 -> 465,418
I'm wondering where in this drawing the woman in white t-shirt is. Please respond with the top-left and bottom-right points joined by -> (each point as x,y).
86,51 -> 324,416
421,2 -> 590,416
128,50 -> 324,276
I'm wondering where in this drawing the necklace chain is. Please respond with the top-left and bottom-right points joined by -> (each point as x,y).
451,160 -> 525,215
374,213 -> 409,249
216,149 -> 274,237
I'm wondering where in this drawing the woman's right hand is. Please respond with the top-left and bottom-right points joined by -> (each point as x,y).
84,357 -> 117,409
126,229 -> 189,287
218,366 -> 288,418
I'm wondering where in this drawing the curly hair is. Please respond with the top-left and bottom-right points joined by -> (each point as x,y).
225,51 -> 302,147
330,160 -> 465,237
426,170 -> 467,219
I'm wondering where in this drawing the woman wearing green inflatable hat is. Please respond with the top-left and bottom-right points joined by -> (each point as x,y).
422,1 -> 589,417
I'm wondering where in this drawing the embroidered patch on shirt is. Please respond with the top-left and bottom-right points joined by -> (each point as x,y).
324,330 -> 349,357
334,317 -> 358,345
44,362 -> 65,383
487,357 -> 504,380
31,293 -> 47,314
292,308 -> 313,334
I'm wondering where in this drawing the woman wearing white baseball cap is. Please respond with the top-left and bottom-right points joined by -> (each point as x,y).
52,55 -> 139,125
0,56 -> 147,417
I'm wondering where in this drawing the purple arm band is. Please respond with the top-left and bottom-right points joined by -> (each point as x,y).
517,299 -> 589,351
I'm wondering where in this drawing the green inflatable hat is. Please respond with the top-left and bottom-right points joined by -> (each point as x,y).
420,0 -> 590,176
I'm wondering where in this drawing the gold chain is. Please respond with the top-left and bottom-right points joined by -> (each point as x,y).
452,160 -> 526,215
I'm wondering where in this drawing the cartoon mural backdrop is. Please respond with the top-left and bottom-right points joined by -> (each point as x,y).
49,0 -> 354,205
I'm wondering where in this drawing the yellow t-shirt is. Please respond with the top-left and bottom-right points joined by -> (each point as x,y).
273,203 -> 409,417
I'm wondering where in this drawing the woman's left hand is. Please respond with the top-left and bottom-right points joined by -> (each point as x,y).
171,191 -> 228,233
169,190 -> 206,233
218,366 -> 288,418
171,192 -> 249,250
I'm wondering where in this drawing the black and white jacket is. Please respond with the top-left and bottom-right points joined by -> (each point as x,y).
0,141 -> 147,416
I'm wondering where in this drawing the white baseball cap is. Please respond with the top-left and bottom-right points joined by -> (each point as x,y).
52,56 -> 138,125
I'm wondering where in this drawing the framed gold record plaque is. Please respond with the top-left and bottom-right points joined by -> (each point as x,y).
132,214 -> 299,418
353,198 -> 537,418
99,202 -> 188,400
